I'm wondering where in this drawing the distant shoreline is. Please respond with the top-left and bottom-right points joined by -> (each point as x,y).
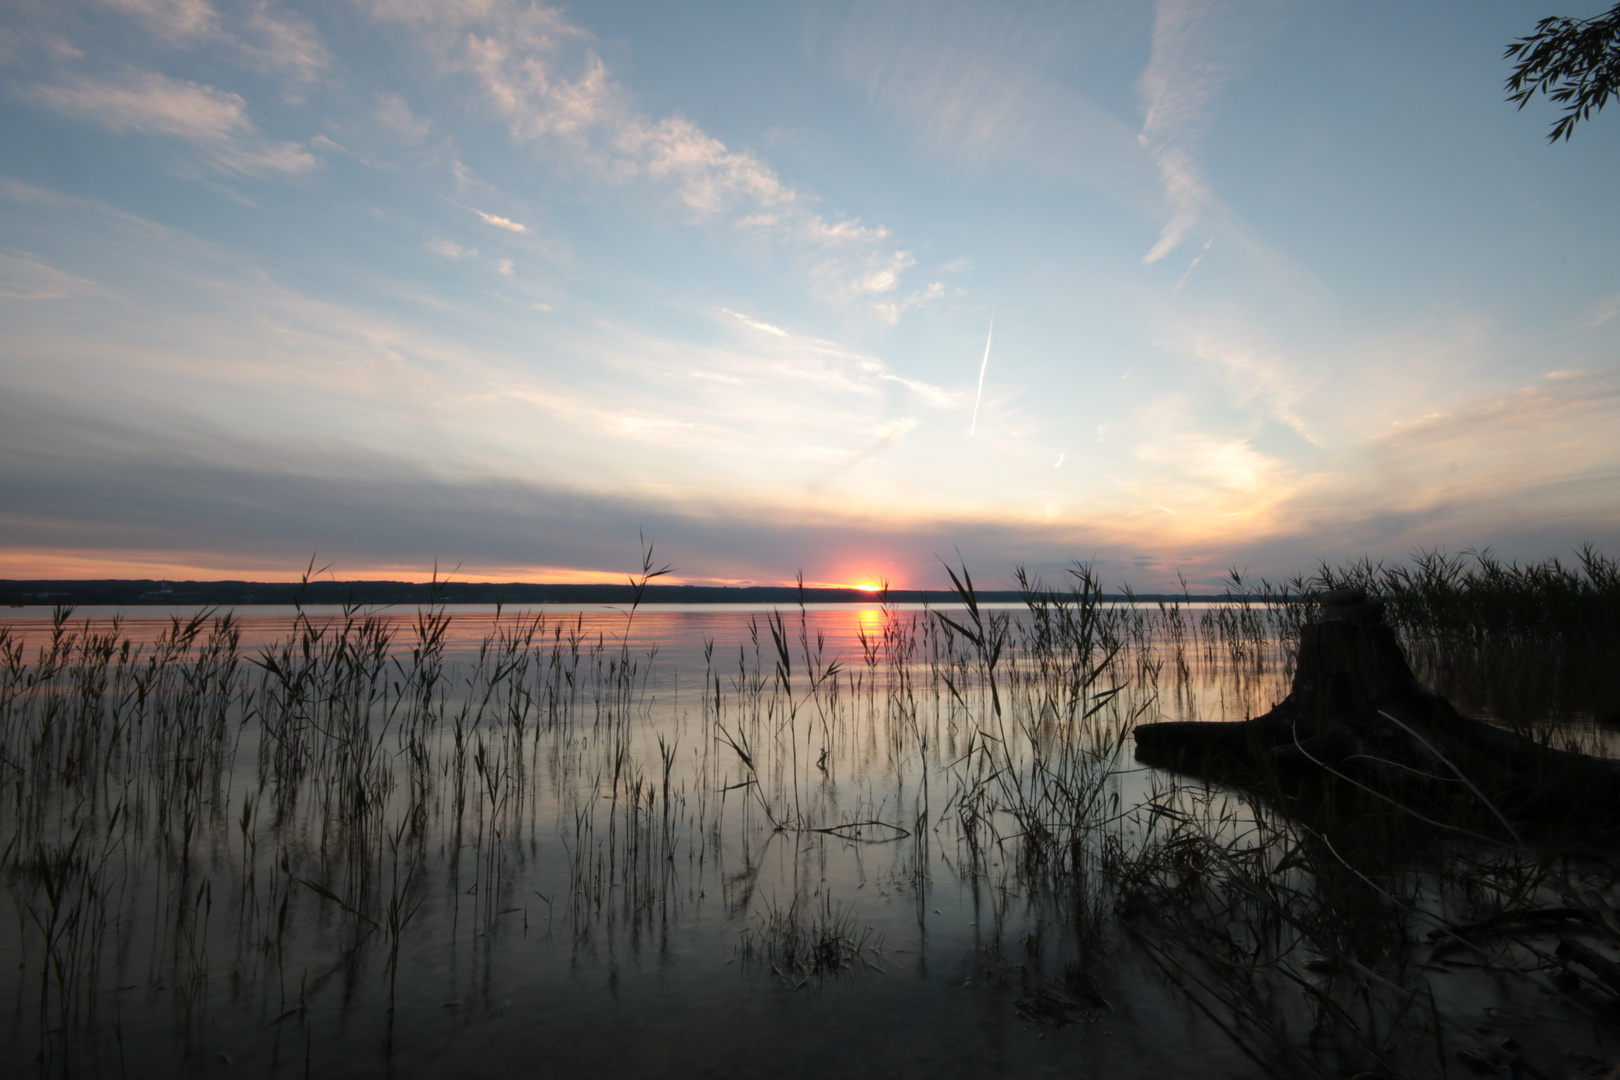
0,579 -> 1254,607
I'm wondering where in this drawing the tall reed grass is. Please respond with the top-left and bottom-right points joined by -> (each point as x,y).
0,547 -> 1614,1077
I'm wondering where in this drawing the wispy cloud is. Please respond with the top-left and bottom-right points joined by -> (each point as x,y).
1136,0 -> 1285,264
0,179 -> 957,530
1366,371 -> 1620,483
364,0 -> 917,317
875,371 -> 953,407
474,209 -> 526,232
102,0 -> 220,43
1178,327 -> 1320,445
239,3 -> 329,82
0,251 -> 96,300
35,69 -> 247,139
1121,396 -> 1309,540
722,309 -> 788,337
1580,290 -> 1620,330
373,92 -> 431,142
102,0 -> 329,80
812,417 -> 920,487
29,69 -> 315,174
1137,2 -> 1219,263
821,1 -> 1154,199
1172,236 -> 1213,292
629,115 -> 792,217
6,4 -> 1613,592
9,169 -> 1557,584
425,238 -> 476,259
872,280 -> 946,326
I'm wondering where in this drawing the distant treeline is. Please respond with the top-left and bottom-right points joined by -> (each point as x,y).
0,579 -> 1235,608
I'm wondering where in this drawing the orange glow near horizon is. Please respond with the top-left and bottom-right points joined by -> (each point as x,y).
0,550 -> 725,587
792,578 -> 885,592
813,569 -> 894,593
0,550 -> 908,592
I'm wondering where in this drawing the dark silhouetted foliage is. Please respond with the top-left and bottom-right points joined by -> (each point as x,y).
1506,2 -> 1620,140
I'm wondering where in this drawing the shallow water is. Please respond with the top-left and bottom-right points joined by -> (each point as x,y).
1,600 -> 1615,1078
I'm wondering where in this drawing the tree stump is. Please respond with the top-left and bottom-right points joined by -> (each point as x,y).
1132,590 -> 1620,828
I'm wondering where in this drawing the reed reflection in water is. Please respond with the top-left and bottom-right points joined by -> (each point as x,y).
2,568 -> 1616,1078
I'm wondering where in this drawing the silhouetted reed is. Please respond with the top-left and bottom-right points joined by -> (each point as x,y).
0,546 -> 1615,1077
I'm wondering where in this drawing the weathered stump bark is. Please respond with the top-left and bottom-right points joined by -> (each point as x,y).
1132,590 -> 1620,827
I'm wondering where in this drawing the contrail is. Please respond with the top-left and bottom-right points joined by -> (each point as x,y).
969,306 -> 994,437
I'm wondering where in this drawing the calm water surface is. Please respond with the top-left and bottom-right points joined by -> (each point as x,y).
0,601 -> 1610,1077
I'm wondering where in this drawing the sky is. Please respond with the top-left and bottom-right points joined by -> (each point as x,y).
1,0 -> 1617,591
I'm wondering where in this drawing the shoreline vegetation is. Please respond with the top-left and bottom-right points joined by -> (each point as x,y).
1,546 -> 1617,1077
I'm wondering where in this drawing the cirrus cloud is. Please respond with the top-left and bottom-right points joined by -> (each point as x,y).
363,0 -> 919,318
474,209 -> 527,232
29,69 -> 316,174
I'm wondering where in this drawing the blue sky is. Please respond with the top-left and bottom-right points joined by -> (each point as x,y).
1,0 -> 1617,589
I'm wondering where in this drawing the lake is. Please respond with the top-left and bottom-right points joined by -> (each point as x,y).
2,597 -> 1614,1077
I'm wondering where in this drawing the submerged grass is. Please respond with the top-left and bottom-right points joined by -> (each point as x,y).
739,892 -> 884,985
0,547 -> 1615,1077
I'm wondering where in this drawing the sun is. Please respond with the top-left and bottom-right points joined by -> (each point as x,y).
811,567 -> 894,593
